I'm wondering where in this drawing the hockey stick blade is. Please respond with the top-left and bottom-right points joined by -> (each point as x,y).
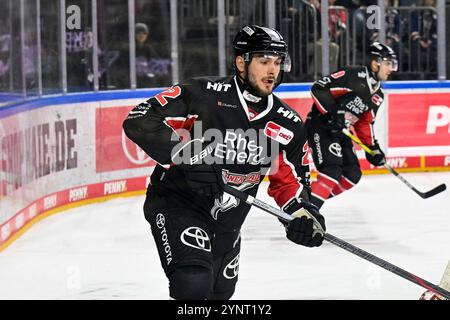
420,183 -> 446,199
387,163 -> 447,199
342,129 -> 447,200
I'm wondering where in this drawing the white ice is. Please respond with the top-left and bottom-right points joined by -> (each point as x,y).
0,172 -> 449,300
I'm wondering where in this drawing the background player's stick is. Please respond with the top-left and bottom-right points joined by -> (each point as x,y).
342,128 -> 446,199
223,184 -> 450,299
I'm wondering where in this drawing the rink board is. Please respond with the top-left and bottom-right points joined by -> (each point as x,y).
1,81 -> 449,250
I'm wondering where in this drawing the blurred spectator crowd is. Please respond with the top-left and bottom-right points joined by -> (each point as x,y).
283,0 -> 437,81
0,0 -> 440,96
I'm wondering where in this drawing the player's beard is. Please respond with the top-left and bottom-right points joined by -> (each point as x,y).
245,70 -> 277,97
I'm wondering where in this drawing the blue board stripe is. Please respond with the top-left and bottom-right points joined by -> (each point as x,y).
2,81 -> 450,118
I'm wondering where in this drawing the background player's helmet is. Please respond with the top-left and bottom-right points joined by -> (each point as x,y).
368,42 -> 398,71
232,25 -> 291,89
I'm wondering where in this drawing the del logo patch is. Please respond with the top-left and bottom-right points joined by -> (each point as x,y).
372,94 -> 383,106
264,121 -> 293,145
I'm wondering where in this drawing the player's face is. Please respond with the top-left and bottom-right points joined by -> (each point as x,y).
379,59 -> 398,81
246,53 -> 282,96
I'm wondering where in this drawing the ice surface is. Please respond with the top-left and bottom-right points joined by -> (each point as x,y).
0,172 -> 449,300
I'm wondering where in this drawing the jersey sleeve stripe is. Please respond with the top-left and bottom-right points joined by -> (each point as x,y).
267,150 -> 303,208
311,91 -> 328,114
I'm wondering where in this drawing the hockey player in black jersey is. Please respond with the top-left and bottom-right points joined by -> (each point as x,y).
123,25 -> 325,300
306,42 -> 398,209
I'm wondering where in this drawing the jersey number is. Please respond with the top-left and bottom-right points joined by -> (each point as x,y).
154,86 -> 182,106
316,77 -> 331,86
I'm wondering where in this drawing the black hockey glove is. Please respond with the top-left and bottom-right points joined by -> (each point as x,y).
283,198 -> 326,247
365,142 -> 386,167
180,163 -> 225,199
326,92 -> 366,134
326,108 -> 346,134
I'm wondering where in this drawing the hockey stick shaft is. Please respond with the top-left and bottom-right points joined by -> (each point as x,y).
342,129 -> 446,198
223,185 -> 450,299
341,128 -> 376,156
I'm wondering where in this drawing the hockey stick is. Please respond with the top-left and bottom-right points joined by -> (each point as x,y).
223,184 -> 450,299
342,128 -> 446,199
421,261 -> 450,299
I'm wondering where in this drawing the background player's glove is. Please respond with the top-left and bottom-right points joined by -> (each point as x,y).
180,164 -> 224,199
282,198 -> 326,247
326,108 -> 346,134
365,142 -> 386,166
326,92 -> 366,134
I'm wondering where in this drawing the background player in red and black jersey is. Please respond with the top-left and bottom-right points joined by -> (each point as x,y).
306,42 -> 398,209
123,25 -> 325,300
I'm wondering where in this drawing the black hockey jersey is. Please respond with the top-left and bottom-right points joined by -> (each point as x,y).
309,66 -> 385,146
123,76 -> 310,231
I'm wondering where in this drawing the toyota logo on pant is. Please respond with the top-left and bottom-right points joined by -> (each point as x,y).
156,213 -> 165,229
223,254 -> 240,279
329,143 -> 342,157
180,227 -> 211,252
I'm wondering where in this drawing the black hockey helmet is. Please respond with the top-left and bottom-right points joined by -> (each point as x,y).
232,25 -> 291,91
233,25 -> 291,72
368,42 -> 398,71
